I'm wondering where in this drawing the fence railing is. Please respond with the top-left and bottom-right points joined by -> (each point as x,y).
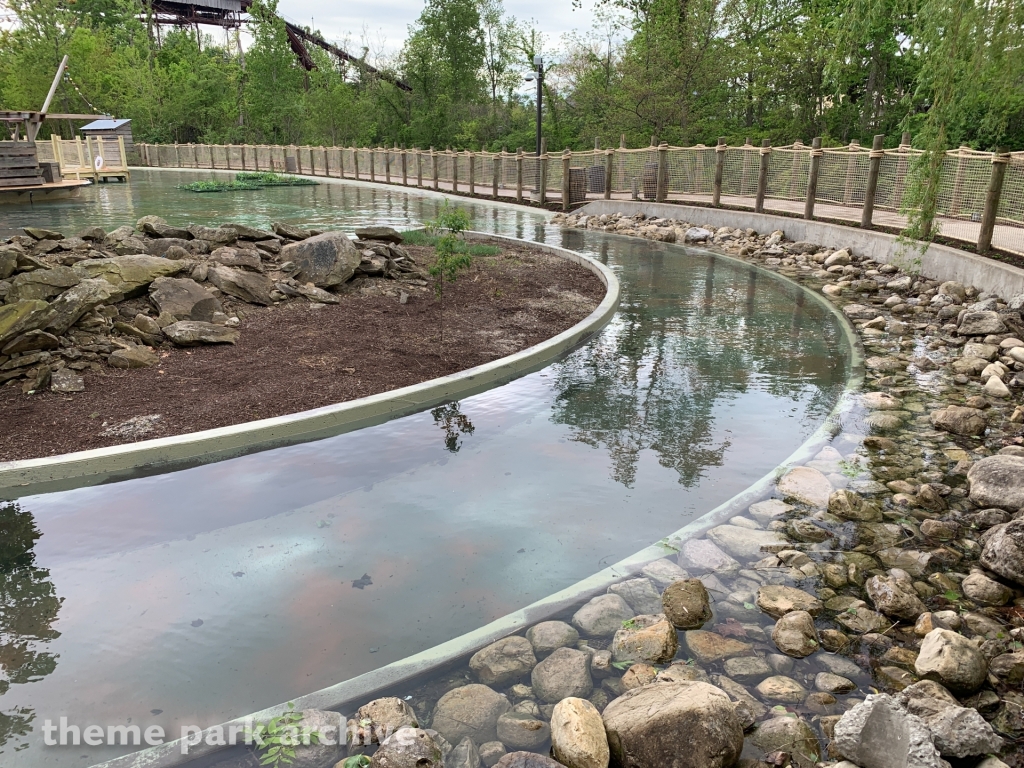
132,138 -> 1024,257
37,136 -> 131,181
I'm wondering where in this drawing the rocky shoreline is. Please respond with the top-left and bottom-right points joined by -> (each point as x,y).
235,211 -> 1024,768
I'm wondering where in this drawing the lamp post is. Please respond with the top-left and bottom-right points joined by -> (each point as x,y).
524,55 -> 544,156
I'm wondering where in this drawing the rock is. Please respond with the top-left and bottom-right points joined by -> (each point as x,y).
280,231 -> 361,288
371,728 -> 443,768
984,376 -> 1011,398
355,697 -> 419,742
777,466 -> 833,507
431,685 -> 509,746
684,630 -> 753,664
571,594 -> 634,637
356,226 -> 404,244
149,276 -> 223,322
221,223 -> 275,241
751,716 -> 821,768
961,571 -> 1013,606
493,753 -> 562,768
896,681 -> 1004,758
273,222 -> 313,240
608,578 -> 662,615
969,455 -> 1024,511
756,585 -> 822,619
677,538 -> 738,571
640,558 -> 689,587
8,266 -> 81,301
207,265 -> 276,305
815,672 -> 855,694
602,681 -> 742,768
276,281 -> 340,304
980,518 -> 1024,587
2,329 -> 58,356
661,579 -> 712,629
479,742 -> 506,768
496,711 -> 549,750
958,311 -> 1006,336
162,320 -> 238,346
531,647 -> 592,703
722,656 -> 772,683
833,695 -> 946,768
915,628 -> 987,693
755,675 -> 807,704
930,405 -> 987,436
866,574 -> 929,621
990,652 -> 1024,684
748,499 -> 793,524
188,224 -> 237,244
525,621 -> 579,656
23,226 -> 63,241
146,237 -> 194,257
50,367 -> 85,393
550,697 -> 608,768
107,346 -> 159,369
470,637 -> 537,686
828,489 -> 882,522
620,663 -> 657,690
610,614 -> 678,664
143,221 -> 192,239
210,246 -> 264,272
706,525 -> 786,560
448,737 -> 482,768
45,278 -> 123,335
684,227 -> 712,242
771,611 -> 819,658
0,299 -> 54,347
74,255 -> 185,296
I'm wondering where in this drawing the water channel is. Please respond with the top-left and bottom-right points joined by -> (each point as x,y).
0,171 -> 851,767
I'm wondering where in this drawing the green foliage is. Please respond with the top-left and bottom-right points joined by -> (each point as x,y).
426,202 -> 474,294
621,618 -> 638,629
177,180 -> 262,193
245,703 -> 320,768
401,229 -> 499,256
235,172 -> 319,186
340,757 -> 371,768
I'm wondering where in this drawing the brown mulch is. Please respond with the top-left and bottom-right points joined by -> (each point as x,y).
0,239 -> 604,462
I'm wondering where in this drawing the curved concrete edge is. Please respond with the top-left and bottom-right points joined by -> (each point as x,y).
127,166 -> 557,219
92,245 -> 865,768
0,233 -> 617,496
578,200 -> 1024,300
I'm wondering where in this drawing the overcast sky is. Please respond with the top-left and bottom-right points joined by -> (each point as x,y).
271,0 -> 600,58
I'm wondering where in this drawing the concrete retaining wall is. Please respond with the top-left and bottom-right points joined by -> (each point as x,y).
578,200 -> 1024,300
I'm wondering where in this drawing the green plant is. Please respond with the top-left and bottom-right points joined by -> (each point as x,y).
424,202 -> 474,348
246,703 -> 320,768
339,757 -> 370,768
621,618 -> 638,630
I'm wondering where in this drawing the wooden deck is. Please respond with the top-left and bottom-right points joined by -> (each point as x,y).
0,179 -> 91,203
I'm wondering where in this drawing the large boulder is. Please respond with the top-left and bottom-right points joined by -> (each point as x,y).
149,277 -> 223,322
930,405 -> 987,436
607,578 -> 662,615
833,695 -> 946,768
980,518 -> 1024,587
968,455 -> 1024,510
469,636 -> 537,686
915,628 -> 987,693
0,300 -> 54,347
610,614 -> 678,664
280,231 -> 361,287
162,321 -> 238,346
897,681 -> 1004,758
370,727 -> 444,768
602,681 -> 743,768
431,685 -> 509,746
8,266 -> 81,301
550,698 -> 609,768
958,311 -> 1006,336
531,647 -> 593,703
45,278 -> 124,335
750,716 -> 820,768
74,255 -> 185,296
207,265 -> 275,305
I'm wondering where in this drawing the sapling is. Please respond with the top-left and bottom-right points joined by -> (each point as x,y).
425,201 -> 473,349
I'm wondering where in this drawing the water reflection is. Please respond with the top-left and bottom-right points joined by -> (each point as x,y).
0,505 -> 61,756
431,402 -> 476,453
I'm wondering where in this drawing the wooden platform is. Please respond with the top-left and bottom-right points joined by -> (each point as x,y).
0,179 -> 91,203
0,140 -> 44,187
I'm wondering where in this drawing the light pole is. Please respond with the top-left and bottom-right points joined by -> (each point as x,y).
524,54 -> 544,156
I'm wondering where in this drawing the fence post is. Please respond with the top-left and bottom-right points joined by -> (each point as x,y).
432,147 -> 439,191
370,148 -> 377,183
540,148 -> 549,205
978,148 -> 1010,253
562,150 -> 571,211
353,148 -> 360,180
174,142 -> 181,168
452,149 -> 459,193
755,139 -> 771,213
400,146 -> 407,185
385,146 -> 391,183
804,137 -> 822,220
516,148 -> 524,203
656,142 -> 668,202
861,134 -> 885,228
713,137 -> 726,207
469,151 -> 476,195
493,152 -> 500,197
604,148 -> 614,200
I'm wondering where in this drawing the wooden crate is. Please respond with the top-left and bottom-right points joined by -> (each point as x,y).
0,141 -> 44,187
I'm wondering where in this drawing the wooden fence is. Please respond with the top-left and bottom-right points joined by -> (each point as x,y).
37,135 -> 130,182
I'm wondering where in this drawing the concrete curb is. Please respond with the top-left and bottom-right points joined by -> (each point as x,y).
577,200 -> 1024,300
91,243 -> 864,768
0,233 -> 618,496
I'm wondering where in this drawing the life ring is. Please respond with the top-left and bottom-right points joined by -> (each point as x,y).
94,155 -> 104,170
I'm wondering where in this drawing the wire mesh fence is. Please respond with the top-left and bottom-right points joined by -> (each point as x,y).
133,140 -> 1024,255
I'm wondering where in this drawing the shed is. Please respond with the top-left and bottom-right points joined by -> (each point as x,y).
79,118 -> 134,152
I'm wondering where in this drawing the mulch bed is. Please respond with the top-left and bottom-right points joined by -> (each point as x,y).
0,239 -> 604,462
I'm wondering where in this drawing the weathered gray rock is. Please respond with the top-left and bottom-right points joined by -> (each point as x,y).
149,277 -> 223,322
751,716 -> 821,768
980,518 -> 1024,587
968,455 -> 1024,511
661,579 -> 712,629
915,628 -> 987,693
930,405 -> 987,436
571,594 -> 634,637
273,222 -> 313,240
162,320 -> 238,346
897,681 -> 1004,758
187,224 -> 237,244
815,672 -> 855,694
531,647 -> 593,703
722,655 -> 772,683
222,223 -> 275,241
280,231 -> 361,287
866,574 -> 929,621
355,697 -> 419,743
469,636 -> 537,686
550,697 -> 609,768
431,684 -> 509,746
207,265 -> 276,305
833,695 -> 946,768
142,221 -> 192,239
45,278 -> 124,335
608,577 -> 662,615
496,711 -> 549,750
1,329 -> 58,356
74,255 -> 185,296
50,367 -> 85,393
756,585 -> 822,619
356,226 -> 404,243
958,311 -> 1006,336
610,614 -> 678,664
961,571 -> 1013,605
684,630 -> 753,664
525,621 -> 579,656
493,753 -> 562,768
829,489 -> 882,522
108,346 -> 159,369
448,737 -> 482,768
0,300 -> 53,347
989,651 -> 1024,684
8,266 -> 80,301
210,246 -> 264,272
23,226 -> 63,241
777,466 -> 833,507
279,709 -> 344,768
603,681 -> 742,768
706,525 -> 786,560
146,237 -> 194,257
371,727 -> 443,768
771,610 -> 819,658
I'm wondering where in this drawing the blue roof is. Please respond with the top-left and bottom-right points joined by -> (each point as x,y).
79,119 -> 131,131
